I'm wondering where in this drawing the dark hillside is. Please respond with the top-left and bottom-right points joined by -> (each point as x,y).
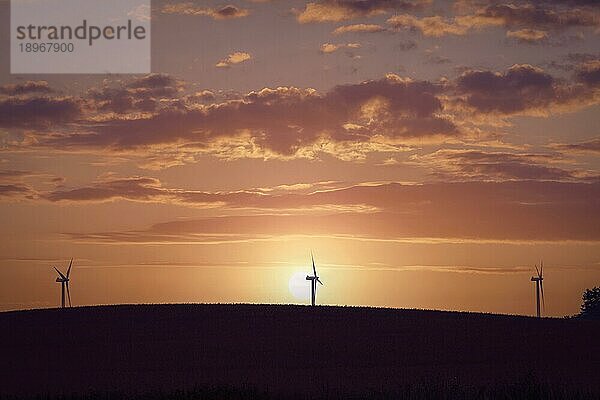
1,304 -> 599,398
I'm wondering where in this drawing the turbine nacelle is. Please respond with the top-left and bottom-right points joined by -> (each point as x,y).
531,261 -> 545,318
54,259 -> 73,308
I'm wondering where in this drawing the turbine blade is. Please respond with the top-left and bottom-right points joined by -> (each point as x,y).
535,264 -> 540,277
540,261 -> 543,279
311,252 -> 316,277
317,278 -> 323,286
66,282 -> 72,307
66,258 -> 73,278
54,267 -> 66,280
540,280 -> 545,310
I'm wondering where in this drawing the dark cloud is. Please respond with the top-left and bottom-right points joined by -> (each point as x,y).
575,60 -> 600,87
468,3 -> 599,30
0,184 -> 30,198
42,176 -> 165,203
126,73 -> 180,92
4,69 -> 597,164
0,96 -> 81,128
215,5 -> 247,18
453,64 -> 594,115
0,170 -> 38,199
38,75 -> 458,159
86,74 -> 182,114
0,81 -> 53,96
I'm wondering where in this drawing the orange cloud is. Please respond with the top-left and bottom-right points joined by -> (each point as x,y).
297,0 -> 428,23
332,24 -> 386,35
506,28 -> 548,43
216,52 -> 253,68
161,3 -> 250,19
320,42 -> 361,53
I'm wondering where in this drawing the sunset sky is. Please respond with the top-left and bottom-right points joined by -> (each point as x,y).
0,0 -> 599,316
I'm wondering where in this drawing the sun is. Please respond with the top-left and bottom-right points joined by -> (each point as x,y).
288,271 -> 310,301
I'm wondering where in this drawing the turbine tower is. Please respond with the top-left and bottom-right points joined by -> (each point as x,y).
530,261 -> 544,318
54,259 -> 73,308
306,252 -> 323,306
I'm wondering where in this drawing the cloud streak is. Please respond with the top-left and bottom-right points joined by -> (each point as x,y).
60,180 -> 600,243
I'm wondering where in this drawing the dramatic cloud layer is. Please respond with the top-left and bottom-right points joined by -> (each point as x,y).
2,63 -> 598,166
30,74 -> 456,161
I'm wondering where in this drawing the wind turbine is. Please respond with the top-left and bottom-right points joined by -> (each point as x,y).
530,261 -> 544,318
305,252 -> 323,306
54,259 -> 73,308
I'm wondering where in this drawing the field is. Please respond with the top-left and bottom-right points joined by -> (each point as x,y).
1,304 -> 599,399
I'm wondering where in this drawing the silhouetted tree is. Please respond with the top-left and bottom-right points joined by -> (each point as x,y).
579,287 -> 600,319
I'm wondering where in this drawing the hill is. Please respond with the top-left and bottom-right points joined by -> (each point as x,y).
1,304 -> 599,399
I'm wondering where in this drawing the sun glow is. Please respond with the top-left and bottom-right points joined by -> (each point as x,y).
288,271 -> 311,301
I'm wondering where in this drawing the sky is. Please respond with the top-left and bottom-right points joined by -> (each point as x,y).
0,0 -> 599,316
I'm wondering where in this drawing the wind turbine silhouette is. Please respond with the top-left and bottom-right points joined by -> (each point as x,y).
530,261 -> 544,318
306,252 -> 323,306
54,259 -> 73,308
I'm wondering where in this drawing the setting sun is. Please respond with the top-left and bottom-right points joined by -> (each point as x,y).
288,271 -> 311,301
